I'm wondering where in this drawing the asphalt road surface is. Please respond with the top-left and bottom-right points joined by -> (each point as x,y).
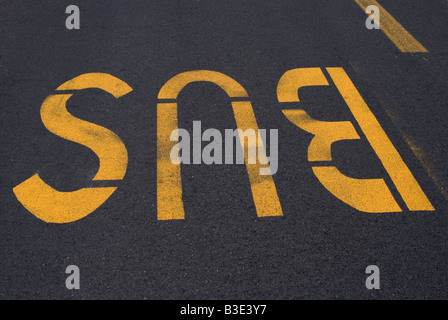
1,0 -> 447,300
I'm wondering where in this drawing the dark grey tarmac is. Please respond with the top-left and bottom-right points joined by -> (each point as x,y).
0,0 -> 447,299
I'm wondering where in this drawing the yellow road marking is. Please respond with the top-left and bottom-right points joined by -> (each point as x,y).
14,73 -> 132,223
157,102 -> 184,220
157,70 -> 283,220
13,175 -> 117,224
349,61 -> 448,202
232,101 -> 283,217
278,67 -> 403,213
41,94 -> 129,181
328,67 -> 434,211
355,0 -> 428,53
373,92 -> 447,203
313,166 -> 402,213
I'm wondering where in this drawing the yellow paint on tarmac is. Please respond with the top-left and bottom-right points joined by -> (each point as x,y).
232,101 -> 283,218
355,0 -> 428,53
283,109 -> 360,162
377,95 -> 448,203
157,70 -> 283,220
13,73 -> 132,223
328,67 -> 434,211
349,61 -> 446,202
41,94 -> 129,181
157,102 -> 185,220
278,67 -> 403,213
313,166 -> 401,213
57,72 -> 134,98
13,175 -> 117,224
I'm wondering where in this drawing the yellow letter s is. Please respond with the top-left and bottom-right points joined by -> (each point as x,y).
13,73 -> 133,223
